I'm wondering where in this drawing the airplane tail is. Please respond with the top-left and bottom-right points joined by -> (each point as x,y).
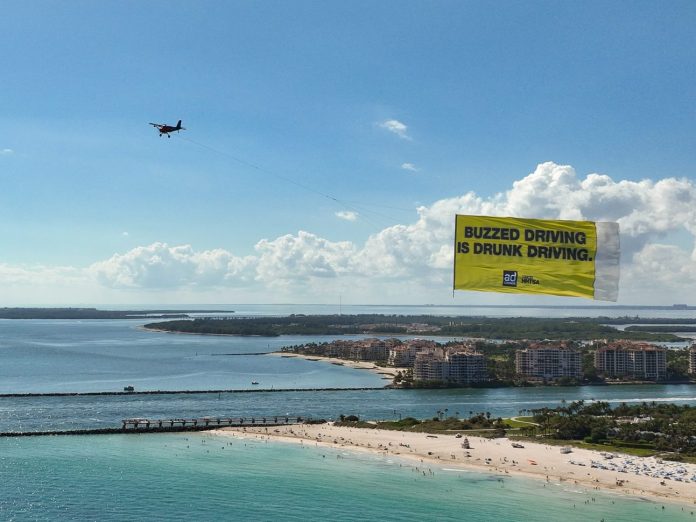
176,120 -> 182,129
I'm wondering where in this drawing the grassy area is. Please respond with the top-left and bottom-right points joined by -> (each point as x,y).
503,416 -> 538,428
335,416 -> 507,436
516,437 -> 658,457
573,441 -> 656,457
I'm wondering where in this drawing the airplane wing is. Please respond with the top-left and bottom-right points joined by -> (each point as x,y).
149,122 -> 164,128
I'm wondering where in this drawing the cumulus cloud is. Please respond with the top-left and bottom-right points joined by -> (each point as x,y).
0,148 -> 14,155
0,263 -> 83,286
255,231 -> 356,285
3,161 -> 696,304
335,210 -> 358,221
379,119 -> 411,140
89,242 -> 255,289
401,162 -> 418,172
355,162 -> 696,300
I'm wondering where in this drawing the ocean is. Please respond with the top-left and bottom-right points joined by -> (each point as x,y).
1,305 -> 695,519
2,433 -> 694,521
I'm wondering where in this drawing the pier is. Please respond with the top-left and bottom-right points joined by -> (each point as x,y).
0,415 -> 314,437
121,415 -> 307,430
0,386 -> 386,398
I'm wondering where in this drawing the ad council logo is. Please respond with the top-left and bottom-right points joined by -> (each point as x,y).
502,270 -> 518,287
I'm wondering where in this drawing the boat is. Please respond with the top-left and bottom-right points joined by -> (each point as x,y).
123,385 -> 135,392
251,381 -> 259,385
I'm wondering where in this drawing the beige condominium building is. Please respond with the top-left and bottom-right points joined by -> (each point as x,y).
515,343 -> 583,381
594,341 -> 667,381
413,349 -> 487,385
387,339 -> 438,367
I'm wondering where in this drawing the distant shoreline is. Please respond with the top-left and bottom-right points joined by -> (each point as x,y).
141,315 -> 690,341
268,352 -> 398,380
0,307 -> 234,320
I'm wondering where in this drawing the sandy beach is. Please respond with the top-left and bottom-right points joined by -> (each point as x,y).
269,352 -> 398,380
213,423 -> 696,507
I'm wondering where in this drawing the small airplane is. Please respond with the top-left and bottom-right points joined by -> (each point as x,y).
149,120 -> 185,137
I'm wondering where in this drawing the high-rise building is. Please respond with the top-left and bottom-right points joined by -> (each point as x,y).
413,349 -> 487,385
447,351 -> 488,385
388,339 -> 437,367
515,343 -> 582,381
594,341 -> 667,381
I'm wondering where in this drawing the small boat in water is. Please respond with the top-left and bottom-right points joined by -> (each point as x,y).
123,385 -> 135,392
251,381 -> 259,385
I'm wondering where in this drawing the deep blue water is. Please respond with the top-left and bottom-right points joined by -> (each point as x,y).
3,385 -> 696,433
0,316 -> 694,432
0,319 -> 386,393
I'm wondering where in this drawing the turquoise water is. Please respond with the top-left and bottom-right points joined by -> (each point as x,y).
0,433 -> 692,521
2,310 -> 696,519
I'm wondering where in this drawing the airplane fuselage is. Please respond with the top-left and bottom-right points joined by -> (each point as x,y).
158,126 -> 177,135
150,120 -> 184,138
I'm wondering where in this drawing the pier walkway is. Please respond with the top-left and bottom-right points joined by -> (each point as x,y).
0,415 -> 313,437
122,415 -> 307,430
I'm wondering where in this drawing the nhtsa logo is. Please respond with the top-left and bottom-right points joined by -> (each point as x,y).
521,275 -> 540,285
502,270 -> 517,287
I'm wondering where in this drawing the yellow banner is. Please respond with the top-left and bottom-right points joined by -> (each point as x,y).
453,215 -> 599,299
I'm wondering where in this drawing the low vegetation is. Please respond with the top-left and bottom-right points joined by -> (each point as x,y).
525,401 -> 696,460
144,314 -> 685,341
334,412 -> 507,437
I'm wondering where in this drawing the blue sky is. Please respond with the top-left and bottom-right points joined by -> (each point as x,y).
1,1 -> 696,305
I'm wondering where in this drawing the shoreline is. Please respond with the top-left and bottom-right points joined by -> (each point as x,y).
267,352 -> 398,380
212,423 -> 696,507
269,352 -> 696,386
137,326 -> 270,338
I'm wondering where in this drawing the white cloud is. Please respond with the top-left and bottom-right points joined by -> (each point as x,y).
379,119 -> 411,140
0,148 -> 14,155
89,242 -> 255,289
401,162 -> 418,172
122,231 -> 129,237
0,263 -> 83,286
2,161 -> 696,304
335,210 -> 358,221
255,231 -> 356,285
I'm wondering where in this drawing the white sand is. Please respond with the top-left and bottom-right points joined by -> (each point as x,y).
213,423 -> 696,506
269,352 -> 398,379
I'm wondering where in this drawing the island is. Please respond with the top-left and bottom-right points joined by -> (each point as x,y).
143,314 -> 687,341
145,314 -> 695,387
